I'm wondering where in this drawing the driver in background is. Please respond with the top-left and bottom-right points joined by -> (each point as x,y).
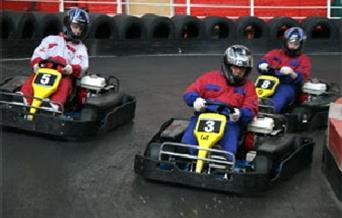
256,27 -> 312,113
20,7 -> 89,112
181,45 -> 258,159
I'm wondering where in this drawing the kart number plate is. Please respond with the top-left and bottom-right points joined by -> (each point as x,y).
34,73 -> 57,87
197,119 -> 221,133
256,78 -> 276,90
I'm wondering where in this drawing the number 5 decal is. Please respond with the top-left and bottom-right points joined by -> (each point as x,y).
40,74 -> 51,85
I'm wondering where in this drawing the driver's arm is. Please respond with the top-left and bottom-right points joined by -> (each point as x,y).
238,82 -> 258,124
69,44 -> 89,78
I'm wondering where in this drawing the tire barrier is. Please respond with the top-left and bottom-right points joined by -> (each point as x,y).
202,16 -> 235,40
268,16 -> 300,40
1,10 -> 341,57
172,15 -> 204,40
236,16 -> 267,40
113,15 -> 145,40
142,14 -> 175,40
301,16 -> 339,40
87,13 -> 118,39
0,10 -> 17,39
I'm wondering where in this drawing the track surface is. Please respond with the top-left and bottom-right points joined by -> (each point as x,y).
1,54 -> 342,218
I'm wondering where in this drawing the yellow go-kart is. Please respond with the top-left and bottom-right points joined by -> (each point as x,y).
253,67 -> 340,133
0,59 -> 136,140
135,101 -> 315,193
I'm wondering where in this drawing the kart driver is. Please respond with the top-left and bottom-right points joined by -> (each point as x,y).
181,45 -> 258,159
256,27 -> 312,113
20,7 -> 89,112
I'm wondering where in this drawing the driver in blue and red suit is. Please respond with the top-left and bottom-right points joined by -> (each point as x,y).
181,45 -> 258,158
257,27 -> 312,113
20,7 -> 90,112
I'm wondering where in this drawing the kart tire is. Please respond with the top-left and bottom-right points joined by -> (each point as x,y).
113,15 -> 146,40
301,16 -> 339,40
268,16 -> 299,40
142,14 -> 175,40
171,15 -> 204,40
87,13 -> 118,39
146,142 -> 162,160
202,16 -> 235,40
235,16 -> 266,39
0,10 -> 17,39
254,155 -> 270,174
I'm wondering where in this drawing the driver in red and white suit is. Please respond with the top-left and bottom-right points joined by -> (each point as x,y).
20,8 -> 89,112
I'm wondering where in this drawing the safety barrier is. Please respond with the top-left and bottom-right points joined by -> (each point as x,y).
0,10 -> 341,58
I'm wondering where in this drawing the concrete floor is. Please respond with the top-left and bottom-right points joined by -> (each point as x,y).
1,54 -> 342,218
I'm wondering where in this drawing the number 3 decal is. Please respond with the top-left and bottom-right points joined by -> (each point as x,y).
204,120 -> 215,132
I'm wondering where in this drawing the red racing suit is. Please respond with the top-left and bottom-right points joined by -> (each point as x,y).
181,70 -> 258,156
21,33 -> 89,106
257,49 -> 311,112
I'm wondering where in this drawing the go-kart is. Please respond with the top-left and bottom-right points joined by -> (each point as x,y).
254,72 -> 340,133
0,59 -> 136,140
134,101 -> 314,194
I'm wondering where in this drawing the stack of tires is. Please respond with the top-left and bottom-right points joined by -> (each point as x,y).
1,10 -> 340,53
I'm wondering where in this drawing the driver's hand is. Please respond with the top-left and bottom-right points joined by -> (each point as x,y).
63,64 -> 73,75
193,97 -> 206,112
280,66 -> 294,75
33,63 -> 40,74
258,63 -> 268,72
229,108 -> 241,122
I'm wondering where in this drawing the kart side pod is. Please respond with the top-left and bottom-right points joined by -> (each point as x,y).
194,113 -> 227,173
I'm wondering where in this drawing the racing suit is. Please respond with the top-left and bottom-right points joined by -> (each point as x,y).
257,49 -> 311,113
181,70 -> 258,157
21,33 -> 89,106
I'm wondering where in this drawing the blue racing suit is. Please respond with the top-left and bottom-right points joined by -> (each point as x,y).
257,49 -> 311,113
181,70 -> 258,157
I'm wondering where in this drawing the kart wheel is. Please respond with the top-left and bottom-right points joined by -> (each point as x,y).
146,142 -> 162,160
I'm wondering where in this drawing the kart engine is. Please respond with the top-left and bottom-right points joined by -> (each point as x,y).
80,74 -> 106,96
247,116 -> 275,135
302,80 -> 327,96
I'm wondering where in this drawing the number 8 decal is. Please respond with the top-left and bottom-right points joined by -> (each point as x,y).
261,80 -> 271,89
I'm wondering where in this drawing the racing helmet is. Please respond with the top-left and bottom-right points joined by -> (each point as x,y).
221,45 -> 253,86
63,8 -> 90,41
283,27 -> 306,57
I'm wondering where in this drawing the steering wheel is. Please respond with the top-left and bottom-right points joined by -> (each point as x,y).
204,100 -> 234,114
39,59 -> 66,70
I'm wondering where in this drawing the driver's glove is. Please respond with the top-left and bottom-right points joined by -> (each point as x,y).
280,66 -> 297,79
193,97 -> 206,112
229,108 -> 241,122
33,63 -> 40,74
63,64 -> 73,75
258,63 -> 269,72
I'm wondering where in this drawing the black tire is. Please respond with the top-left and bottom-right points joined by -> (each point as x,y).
236,16 -> 267,39
113,15 -> 145,40
15,12 -> 38,39
254,155 -> 270,174
202,16 -> 235,40
0,10 -> 17,39
268,16 -> 299,40
146,142 -> 162,160
301,16 -> 339,40
31,12 -> 63,39
171,15 -> 204,40
142,14 -> 175,40
87,13 -> 118,39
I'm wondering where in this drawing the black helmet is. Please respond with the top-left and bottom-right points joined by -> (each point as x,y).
221,45 -> 253,86
63,8 -> 90,41
283,27 -> 306,57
